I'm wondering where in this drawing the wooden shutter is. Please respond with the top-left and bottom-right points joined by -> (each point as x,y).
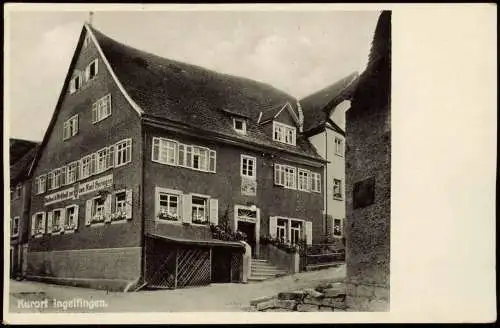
59,209 -> 66,231
31,214 -> 36,236
94,59 -> 99,75
46,211 -> 53,234
181,194 -> 192,224
209,199 -> 218,225
209,150 -> 216,172
85,199 -> 92,226
92,102 -> 98,123
269,216 -> 277,238
104,194 -> 112,223
125,189 -> 133,220
305,221 -> 313,245
85,65 -> 90,82
40,212 -> 47,234
74,206 -> 80,230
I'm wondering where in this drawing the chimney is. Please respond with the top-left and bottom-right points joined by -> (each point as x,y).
296,101 -> 304,132
88,11 -> 94,26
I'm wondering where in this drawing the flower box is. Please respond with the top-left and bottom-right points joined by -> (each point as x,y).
91,215 -> 105,224
111,211 -> 127,221
157,210 -> 178,221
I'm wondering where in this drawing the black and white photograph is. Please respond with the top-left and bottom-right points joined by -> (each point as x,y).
3,3 -> 496,324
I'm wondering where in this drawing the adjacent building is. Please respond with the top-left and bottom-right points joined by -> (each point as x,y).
300,73 -> 358,244
10,138 -> 39,278
345,11 -> 391,311
26,23 -> 326,290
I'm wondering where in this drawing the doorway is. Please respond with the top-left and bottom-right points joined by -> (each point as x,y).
237,221 -> 256,257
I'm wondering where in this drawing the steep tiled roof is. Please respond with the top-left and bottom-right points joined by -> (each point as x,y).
89,26 -> 323,161
300,72 -> 358,133
10,143 -> 40,184
9,138 -> 39,166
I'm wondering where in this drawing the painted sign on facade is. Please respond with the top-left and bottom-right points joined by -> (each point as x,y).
78,174 -> 114,196
241,176 -> 257,196
44,187 -> 76,206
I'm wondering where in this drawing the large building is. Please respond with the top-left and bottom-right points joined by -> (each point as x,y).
25,23 -> 327,290
345,11 -> 391,311
9,138 -> 39,279
300,73 -> 358,244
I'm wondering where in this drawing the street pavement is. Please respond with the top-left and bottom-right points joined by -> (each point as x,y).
8,265 -> 345,313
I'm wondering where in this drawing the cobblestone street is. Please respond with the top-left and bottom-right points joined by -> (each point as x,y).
9,265 -> 345,313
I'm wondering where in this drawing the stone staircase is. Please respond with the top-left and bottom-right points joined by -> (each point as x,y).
248,258 -> 288,282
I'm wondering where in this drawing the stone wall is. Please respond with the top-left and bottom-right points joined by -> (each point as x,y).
249,282 -> 347,312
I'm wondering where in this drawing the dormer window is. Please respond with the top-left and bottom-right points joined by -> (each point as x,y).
85,59 -> 99,82
69,73 -> 81,94
233,118 -> 247,134
273,121 -> 296,146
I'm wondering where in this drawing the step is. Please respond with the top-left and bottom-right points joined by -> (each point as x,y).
251,266 -> 286,273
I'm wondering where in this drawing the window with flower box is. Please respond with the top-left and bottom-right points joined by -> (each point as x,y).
90,197 -> 105,224
111,191 -> 128,221
158,193 -> 180,221
31,212 -> 46,237
64,205 -> 79,231
49,209 -> 64,234
191,196 -> 208,224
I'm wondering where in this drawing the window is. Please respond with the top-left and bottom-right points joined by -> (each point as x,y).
153,137 -> 216,173
66,162 -> 78,184
333,219 -> 342,236
69,74 -> 81,94
273,121 -> 296,146
65,206 -> 78,230
115,191 -> 127,214
12,185 -> 21,200
335,137 -> 344,156
277,219 -> 287,243
35,175 -> 46,194
241,155 -> 256,179
12,217 -> 20,237
91,197 -> 105,222
311,172 -> 321,193
333,179 -> 343,199
115,139 -> 132,167
192,196 -> 208,224
52,169 -> 62,189
63,115 -> 79,140
233,118 -> 247,134
33,212 -> 45,235
96,148 -> 108,173
158,193 -> 179,221
290,220 -> 302,245
274,164 -> 296,189
85,59 -> 99,82
298,169 -> 310,191
92,94 -> 112,123
80,155 -> 92,180
52,209 -> 63,233
47,171 -> 55,190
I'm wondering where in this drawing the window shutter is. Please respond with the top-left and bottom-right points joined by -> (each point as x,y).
126,139 -> 132,163
74,206 -> 80,230
85,199 -> 92,226
209,198 -> 218,226
107,146 -> 114,169
125,189 -> 133,220
47,212 -> 53,234
178,144 -> 185,166
209,150 -> 216,172
104,194 -> 112,223
90,153 -> 96,175
152,138 -> 160,161
59,209 -> 66,231
269,216 -> 277,238
186,146 -> 193,167
70,78 -> 76,93
92,103 -> 98,123
31,214 -> 36,236
181,194 -> 192,224
305,221 -> 313,245
40,212 -> 47,234
94,59 -> 99,75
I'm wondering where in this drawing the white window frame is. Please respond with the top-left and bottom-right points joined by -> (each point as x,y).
156,187 -> 183,223
276,218 -> 287,242
311,172 -> 322,193
12,216 -> 20,237
335,137 -> 344,157
51,208 -> 64,234
96,147 -> 108,174
298,169 -> 310,192
33,212 -> 45,237
63,114 -> 79,140
35,175 -> 46,195
92,94 -> 112,124
152,137 -> 178,166
275,216 -> 305,245
90,196 -> 106,224
80,155 -> 92,180
240,155 -> 256,179
191,193 -> 210,225
52,169 -> 62,190
64,205 -> 78,232
115,139 -> 132,168
69,73 -> 81,94
66,162 -> 78,185
233,118 -> 247,134
274,164 -> 296,189
273,121 -> 296,146
85,59 -> 99,82
333,179 -> 343,199
290,219 -> 303,245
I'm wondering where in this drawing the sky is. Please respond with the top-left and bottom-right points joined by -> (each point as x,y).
6,9 -> 380,141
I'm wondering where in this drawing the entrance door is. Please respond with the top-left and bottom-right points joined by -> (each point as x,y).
237,221 -> 256,257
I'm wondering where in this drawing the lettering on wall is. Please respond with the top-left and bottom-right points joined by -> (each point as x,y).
44,174 -> 113,206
